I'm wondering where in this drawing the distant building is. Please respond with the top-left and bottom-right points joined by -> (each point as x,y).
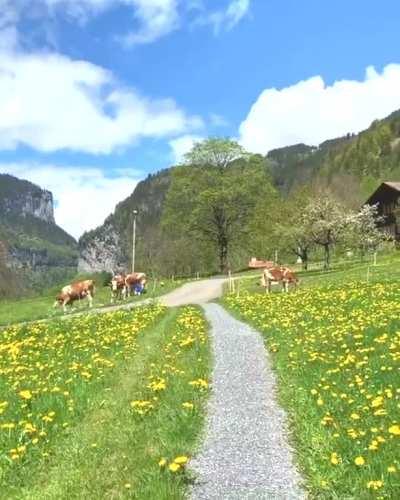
365,182 -> 400,240
248,257 -> 274,269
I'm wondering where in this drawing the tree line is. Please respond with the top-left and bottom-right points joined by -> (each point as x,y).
159,138 -> 388,275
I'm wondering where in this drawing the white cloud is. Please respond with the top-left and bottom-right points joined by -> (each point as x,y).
197,0 -> 250,34
120,0 -> 180,46
45,0 -> 180,44
239,64 -> 400,154
1,0 -> 248,50
0,50 -> 202,153
169,134 -> 203,163
0,163 -> 141,238
225,0 -> 250,29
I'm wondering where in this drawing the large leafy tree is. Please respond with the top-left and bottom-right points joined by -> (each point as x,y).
162,139 -> 275,273
249,187 -> 314,269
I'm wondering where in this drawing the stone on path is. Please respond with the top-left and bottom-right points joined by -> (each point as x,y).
190,303 -> 304,500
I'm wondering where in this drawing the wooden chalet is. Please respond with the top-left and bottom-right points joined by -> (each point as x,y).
365,182 -> 400,240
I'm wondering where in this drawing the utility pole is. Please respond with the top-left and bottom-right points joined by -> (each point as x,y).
132,209 -> 138,274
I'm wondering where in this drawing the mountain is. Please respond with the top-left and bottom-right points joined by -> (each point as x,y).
79,109 -> 400,276
0,174 -> 78,297
79,169 -> 171,274
268,110 -> 400,204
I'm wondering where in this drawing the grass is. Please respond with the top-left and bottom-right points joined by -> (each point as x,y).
223,259 -> 400,498
0,304 -> 211,499
230,252 -> 400,295
0,278 -> 182,327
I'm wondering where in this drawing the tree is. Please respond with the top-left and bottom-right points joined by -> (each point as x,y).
163,139 -> 276,273
345,204 -> 386,258
302,195 -> 347,270
277,189 -> 315,270
184,137 -> 248,169
248,187 -> 314,269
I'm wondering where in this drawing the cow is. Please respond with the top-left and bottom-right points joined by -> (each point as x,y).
125,272 -> 147,296
261,266 -> 299,293
110,273 -> 127,303
54,279 -> 95,312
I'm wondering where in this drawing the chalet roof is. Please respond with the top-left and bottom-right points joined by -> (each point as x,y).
384,181 -> 400,191
365,181 -> 400,205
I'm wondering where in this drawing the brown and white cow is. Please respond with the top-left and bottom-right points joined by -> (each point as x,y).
125,272 -> 147,296
54,279 -> 95,312
110,274 -> 127,303
261,266 -> 299,293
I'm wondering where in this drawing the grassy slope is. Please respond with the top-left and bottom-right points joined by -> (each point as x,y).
0,278 -> 183,327
231,253 -> 400,293
223,255 -> 400,499
1,306 -> 211,499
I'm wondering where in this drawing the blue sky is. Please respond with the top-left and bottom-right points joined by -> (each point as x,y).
0,0 -> 400,237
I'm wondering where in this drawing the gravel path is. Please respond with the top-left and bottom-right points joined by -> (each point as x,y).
159,278 -> 227,307
190,303 -> 304,500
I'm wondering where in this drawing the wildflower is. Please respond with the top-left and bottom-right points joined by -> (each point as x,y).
371,396 -> 384,408
354,456 -> 365,466
367,480 -> 383,490
330,453 -> 340,465
19,390 -> 32,400
182,402 -> 194,410
174,456 -> 188,465
388,424 -> 400,436
158,458 -> 167,467
387,466 -> 396,473
169,462 -> 181,472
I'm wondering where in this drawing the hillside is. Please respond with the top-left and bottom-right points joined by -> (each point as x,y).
268,109 -> 400,204
0,174 -> 78,297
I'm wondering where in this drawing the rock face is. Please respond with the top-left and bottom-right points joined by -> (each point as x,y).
0,174 -> 55,223
79,170 -> 171,273
78,223 -> 124,273
0,173 -> 78,297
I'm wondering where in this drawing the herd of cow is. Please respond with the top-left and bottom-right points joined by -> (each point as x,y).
52,263 -> 298,313
53,272 -> 147,312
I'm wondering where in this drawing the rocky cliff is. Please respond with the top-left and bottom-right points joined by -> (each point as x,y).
0,174 -> 55,223
0,174 -> 78,297
79,170 -> 171,274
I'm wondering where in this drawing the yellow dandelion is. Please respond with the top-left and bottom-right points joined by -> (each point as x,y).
330,452 -> 340,465
19,390 -> 32,400
169,462 -> 181,472
388,424 -> 400,436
